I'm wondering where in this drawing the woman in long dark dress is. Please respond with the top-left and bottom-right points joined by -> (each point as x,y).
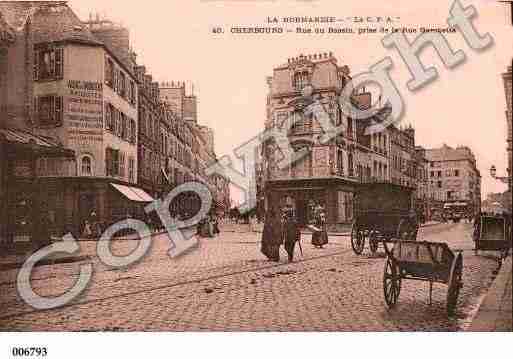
261,208 -> 282,261
311,206 -> 328,248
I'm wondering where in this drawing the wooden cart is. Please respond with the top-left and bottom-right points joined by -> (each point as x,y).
473,215 -> 512,263
382,240 -> 463,316
351,183 -> 419,255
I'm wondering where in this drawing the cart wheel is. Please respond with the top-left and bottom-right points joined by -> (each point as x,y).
369,230 -> 379,254
383,257 -> 401,308
447,252 -> 463,316
351,222 -> 365,255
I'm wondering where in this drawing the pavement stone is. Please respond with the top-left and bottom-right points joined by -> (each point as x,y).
0,222 -> 500,331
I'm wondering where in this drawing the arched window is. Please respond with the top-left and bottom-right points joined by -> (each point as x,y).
81,156 -> 92,176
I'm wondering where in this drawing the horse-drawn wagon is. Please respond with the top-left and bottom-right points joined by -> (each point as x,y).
351,183 -> 419,255
473,214 -> 511,263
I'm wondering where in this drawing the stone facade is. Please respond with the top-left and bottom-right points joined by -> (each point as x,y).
261,53 -> 407,228
425,144 -> 481,214
0,2 -> 230,246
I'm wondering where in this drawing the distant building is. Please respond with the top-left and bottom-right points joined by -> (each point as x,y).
425,144 -> 481,214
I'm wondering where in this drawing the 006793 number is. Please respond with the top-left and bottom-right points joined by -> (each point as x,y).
11,347 -> 48,357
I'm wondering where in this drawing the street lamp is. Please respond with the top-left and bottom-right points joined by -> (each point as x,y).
490,165 -> 511,185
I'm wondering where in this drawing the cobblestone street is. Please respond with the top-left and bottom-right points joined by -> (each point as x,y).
0,222 -> 501,331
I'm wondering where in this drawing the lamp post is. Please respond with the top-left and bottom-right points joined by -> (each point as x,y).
490,165 -> 512,213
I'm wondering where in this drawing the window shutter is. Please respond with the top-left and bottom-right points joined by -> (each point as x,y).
54,96 -> 63,126
34,50 -> 40,81
55,48 -> 63,79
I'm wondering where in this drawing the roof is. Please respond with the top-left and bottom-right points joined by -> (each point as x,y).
0,1 -> 101,45
425,144 -> 476,162
0,127 -> 74,157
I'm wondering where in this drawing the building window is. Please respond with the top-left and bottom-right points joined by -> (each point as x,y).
105,103 -> 114,131
130,119 -> 136,144
119,71 -> 126,98
34,96 -> 63,128
119,152 -> 126,178
293,71 -> 309,90
347,118 -> 353,139
121,113 -> 128,140
437,180 -> 442,188
105,57 -> 114,87
437,171 -> 442,177
34,46 -> 63,81
139,107 -> 146,135
106,148 -> 120,177
337,149 -> 344,175
348,152 -> 354,177
128,157 -> 135,183
454,169 -> 460,177
81,156 -> 93,176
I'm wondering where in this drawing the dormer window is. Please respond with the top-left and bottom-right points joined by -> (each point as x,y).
294,71 -> 309,91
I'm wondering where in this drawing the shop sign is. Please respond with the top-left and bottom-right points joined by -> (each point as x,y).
66,80 -> 103,144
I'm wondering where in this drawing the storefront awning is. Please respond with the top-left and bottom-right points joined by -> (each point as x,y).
0,128 -> 75,158
110,183 -> 155,203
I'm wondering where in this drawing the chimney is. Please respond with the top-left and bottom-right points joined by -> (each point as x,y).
90,22 -> 132,73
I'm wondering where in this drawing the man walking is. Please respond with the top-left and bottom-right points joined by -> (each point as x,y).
282,204 -> 300,262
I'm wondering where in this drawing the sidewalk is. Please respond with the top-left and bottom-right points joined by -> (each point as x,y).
468,256 -> 512,331
221,220 -> 440,235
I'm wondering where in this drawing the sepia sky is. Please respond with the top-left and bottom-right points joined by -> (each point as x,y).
66,0 -> 512,198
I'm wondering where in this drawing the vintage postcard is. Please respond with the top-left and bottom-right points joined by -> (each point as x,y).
0,0 -> 512,357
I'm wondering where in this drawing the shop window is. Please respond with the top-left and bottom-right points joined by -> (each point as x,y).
34,46 -> 63,81
81,156 -> 93,176
34,95 -> 63,128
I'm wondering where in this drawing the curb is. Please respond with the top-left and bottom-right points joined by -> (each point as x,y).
468,256 -> 512,331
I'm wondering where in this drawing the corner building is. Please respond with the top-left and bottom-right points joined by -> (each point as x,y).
0,2 -> 148,242
262,53 -> 399,230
